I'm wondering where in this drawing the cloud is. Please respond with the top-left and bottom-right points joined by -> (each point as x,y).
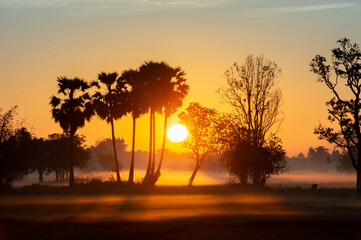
0,1 -> 357,17
274,3 -> 356,13
236,2 -> 358,19
0,0 -> 235,12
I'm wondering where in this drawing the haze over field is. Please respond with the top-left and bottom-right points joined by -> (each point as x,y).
1,0 -> 361,156
13,147 -> 356,188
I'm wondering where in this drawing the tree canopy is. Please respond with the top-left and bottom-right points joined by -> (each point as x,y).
178,102 -> 218,186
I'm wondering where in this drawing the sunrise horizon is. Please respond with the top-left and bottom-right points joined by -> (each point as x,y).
2,1 -> 361,239
2,0 -> 361,158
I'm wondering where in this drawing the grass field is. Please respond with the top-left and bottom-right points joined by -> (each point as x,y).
1,185 -> 361,240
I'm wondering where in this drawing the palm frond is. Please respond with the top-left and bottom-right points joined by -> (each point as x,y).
50,96 -> 61,107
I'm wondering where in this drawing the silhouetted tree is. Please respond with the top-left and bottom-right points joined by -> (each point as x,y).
214,115 -> 250,184
213,113 -> 243,154
47,133 -> 69,181
178,102 -> 217,186
0,106 -> 18,143
120,69 -> 148,184
222,132 -> 287,185
214,114 -> 253,184
50,77 -> 93,187
153,63 -> 189,185
91,72 -> 128,182
139,61 -> 189,186
0,128 -> 31,186
46,133 -> 90,181
218,55 -> 285,185
227,139 -> 252,184
332,149 -> 354,173
0,126 -> 32,188
311,38 -> 361,195
307,146 -> 332,168
250,137 -> 287,185
0,128 -> 30,188
287,147 -> 338,172
26,137 -> 48,183
90,138 -> 127,171
138,62 -> 163,185
219,55 -> 283,147
0,107 -> 31,187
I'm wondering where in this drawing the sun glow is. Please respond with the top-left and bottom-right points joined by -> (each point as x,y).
167,124 -> 188,143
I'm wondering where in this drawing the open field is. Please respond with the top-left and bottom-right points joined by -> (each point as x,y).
13,170 -> 357,189
1,186 -> 361,240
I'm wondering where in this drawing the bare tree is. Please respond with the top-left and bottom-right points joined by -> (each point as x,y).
310,38 -> 361,196
218,55 -> 285,185
218,55 -> 283,147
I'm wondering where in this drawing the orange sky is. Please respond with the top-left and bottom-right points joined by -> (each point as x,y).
1,0 -> 361,157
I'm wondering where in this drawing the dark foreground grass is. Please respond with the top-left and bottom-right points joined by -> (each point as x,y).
1,185 -> 361,240
1,216 -> 361,240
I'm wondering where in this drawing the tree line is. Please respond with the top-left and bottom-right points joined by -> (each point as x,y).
49,56 -> 287,188
287,146 -> 353,173
1,57 -> 288,188
0,107 -> 89,186
49,61 -> 189,187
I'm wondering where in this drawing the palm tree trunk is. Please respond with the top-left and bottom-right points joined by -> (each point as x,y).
110,118 -> 121,182
151,110 -> 156,176
128,114 -> 136,184
69,133 -> 75,187
143,108 -> 153,183
155,114 -> 168,178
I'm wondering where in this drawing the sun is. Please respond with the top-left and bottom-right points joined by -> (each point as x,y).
167,124 -> 188,143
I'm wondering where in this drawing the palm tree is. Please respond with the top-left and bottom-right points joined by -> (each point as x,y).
153,65 -> 189,184
120,69 -> 148,184
138,61 -> 164,185
50,77 -> 93,187
137,61 -> 189,185
91,72 -> 128,183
